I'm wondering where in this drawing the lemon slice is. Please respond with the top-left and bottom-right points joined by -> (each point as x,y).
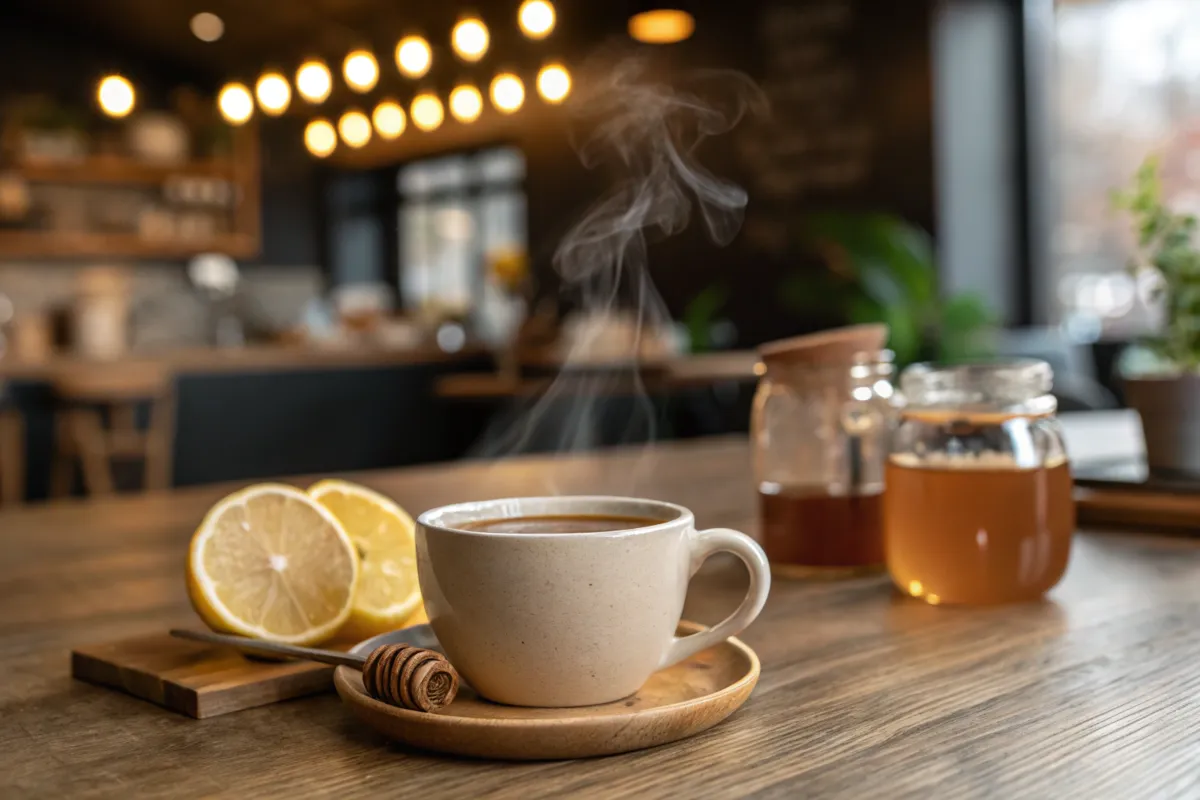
187,483 -> 359,646
308,479 -> 421,640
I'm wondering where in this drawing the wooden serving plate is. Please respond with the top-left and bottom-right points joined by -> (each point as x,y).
334,620 -> 760,760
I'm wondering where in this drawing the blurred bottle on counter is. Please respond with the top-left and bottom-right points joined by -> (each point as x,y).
73,266 -> 131,360
187,254 -> 243,347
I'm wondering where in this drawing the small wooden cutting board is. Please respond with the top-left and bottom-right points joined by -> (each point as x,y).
71,633 -> 339,718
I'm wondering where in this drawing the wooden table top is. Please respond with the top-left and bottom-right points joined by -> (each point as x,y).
2,436 -> 1198,798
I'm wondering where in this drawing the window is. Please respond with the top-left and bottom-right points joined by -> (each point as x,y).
396,146 -> 527,344
1053,0 -> 1200,336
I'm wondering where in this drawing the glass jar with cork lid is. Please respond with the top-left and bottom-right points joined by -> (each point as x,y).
884,360 -> 1075,605
752,325 -> 896,578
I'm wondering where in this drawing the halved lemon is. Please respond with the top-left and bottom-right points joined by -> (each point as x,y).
308,479 -> 422,640
187,483 -> 359,646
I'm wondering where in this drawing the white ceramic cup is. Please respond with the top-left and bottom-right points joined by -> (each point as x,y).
416,495 -> 771,707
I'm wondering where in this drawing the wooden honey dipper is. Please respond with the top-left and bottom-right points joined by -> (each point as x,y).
170,629 -> 460,713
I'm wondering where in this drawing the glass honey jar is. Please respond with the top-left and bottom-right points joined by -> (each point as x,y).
884,360 -> 1075,605
752,344 -> 895,579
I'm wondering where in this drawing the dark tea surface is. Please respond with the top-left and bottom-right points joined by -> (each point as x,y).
460,514 -> 666,534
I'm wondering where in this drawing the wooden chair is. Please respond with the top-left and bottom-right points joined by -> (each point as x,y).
0,382 -> 25,507
51,362 -> 175,497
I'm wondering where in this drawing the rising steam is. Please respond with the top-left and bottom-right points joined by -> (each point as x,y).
473,55 -> 764,474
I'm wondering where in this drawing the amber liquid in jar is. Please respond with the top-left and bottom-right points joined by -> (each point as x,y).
884,457 -> 1074,604
759,486 -> 885,578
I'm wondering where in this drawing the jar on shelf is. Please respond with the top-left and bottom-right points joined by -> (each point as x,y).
884,360 -> 1075,605
752,326 -> 895,578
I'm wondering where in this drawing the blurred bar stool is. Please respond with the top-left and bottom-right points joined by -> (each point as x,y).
0,380 -> 25,506
51,362 -> 175,497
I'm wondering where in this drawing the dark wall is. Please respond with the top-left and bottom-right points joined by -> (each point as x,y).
257,117 -> 322,266
0,7 -> 200,110
510,0 -> 937,347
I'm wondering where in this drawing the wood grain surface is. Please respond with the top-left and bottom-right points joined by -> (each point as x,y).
2,437 -> 1199,798
334,622 -> 758,760
70,633 -> 337,718
1075,486 -> 1200,532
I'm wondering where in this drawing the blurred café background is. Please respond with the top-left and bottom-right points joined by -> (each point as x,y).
0,0 -> 1192,501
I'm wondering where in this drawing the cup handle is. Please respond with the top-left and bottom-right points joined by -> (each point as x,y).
658,527 -> 771,670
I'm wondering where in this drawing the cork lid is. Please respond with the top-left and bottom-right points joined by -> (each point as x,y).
757,324 -> 889,368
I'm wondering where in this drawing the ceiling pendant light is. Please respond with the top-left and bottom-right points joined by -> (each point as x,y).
305,118 -> 337,157
97,75 -> 135,118
190,12 -> 224,42
372,100 -> 407,139
338,110 -> 372,147
255,72 -> 291,116
628,9 -> 695,44
489,73 -> 525,114
518,0 -> 556,39
343,50 -> 379,93
218,82 -> 254,125
395,36 -> 432,78
449,84 -> 483,123
411,93 -> 445,132
296,60 -> 332,103
452,17 -> 489,62
536,63 -> 571,103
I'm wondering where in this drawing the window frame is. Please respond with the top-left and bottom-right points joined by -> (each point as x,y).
391,143 -> 528,314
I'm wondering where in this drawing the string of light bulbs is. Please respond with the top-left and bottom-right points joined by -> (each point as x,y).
94,0 -> 571,162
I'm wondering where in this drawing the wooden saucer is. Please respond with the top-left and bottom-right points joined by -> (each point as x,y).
334,621 -> 760,760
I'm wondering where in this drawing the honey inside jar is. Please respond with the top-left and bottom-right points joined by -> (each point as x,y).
884,452 -> 1074,605
884,360 -> 1075,605
759,485 -> 884,578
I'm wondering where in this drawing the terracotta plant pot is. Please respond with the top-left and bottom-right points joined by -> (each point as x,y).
1123,374 -> 1200,476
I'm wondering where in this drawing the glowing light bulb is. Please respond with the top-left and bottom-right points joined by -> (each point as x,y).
305,118 -> 337,157
255,72 -> 291,116
296,61 -> 332,103
372,101 -> 406,139
518,0 -> 555,39
218,82 -> 254,125
410,93 -> 444,132
190,12 -> 224,42
338,110 -> 372,147
536,63 -> 570,103
628,9 -> 695,44
395,36 -> 432,78
343,50 -> 379,93
449,85 -> 483,123
489,73 -> 524,114
452,18 -> 489,62
97,75 -> 135,118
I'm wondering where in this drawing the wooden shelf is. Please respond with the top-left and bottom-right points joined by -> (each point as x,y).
0,231 -> 257,259
0,124 -> 260,260
7,157 -> 240,185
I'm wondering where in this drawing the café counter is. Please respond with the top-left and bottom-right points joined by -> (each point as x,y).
0,344 -> 493,499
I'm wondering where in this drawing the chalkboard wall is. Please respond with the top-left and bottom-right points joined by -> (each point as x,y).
521,0 -> 936,346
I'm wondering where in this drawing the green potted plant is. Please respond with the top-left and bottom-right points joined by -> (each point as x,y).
8,95 -> 89,164
1114,156 -> 1200,475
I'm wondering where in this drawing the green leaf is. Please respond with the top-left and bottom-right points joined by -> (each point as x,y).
682,284 -> 728,353
938,294 -> 997,362
1116,153 -> 1200,367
